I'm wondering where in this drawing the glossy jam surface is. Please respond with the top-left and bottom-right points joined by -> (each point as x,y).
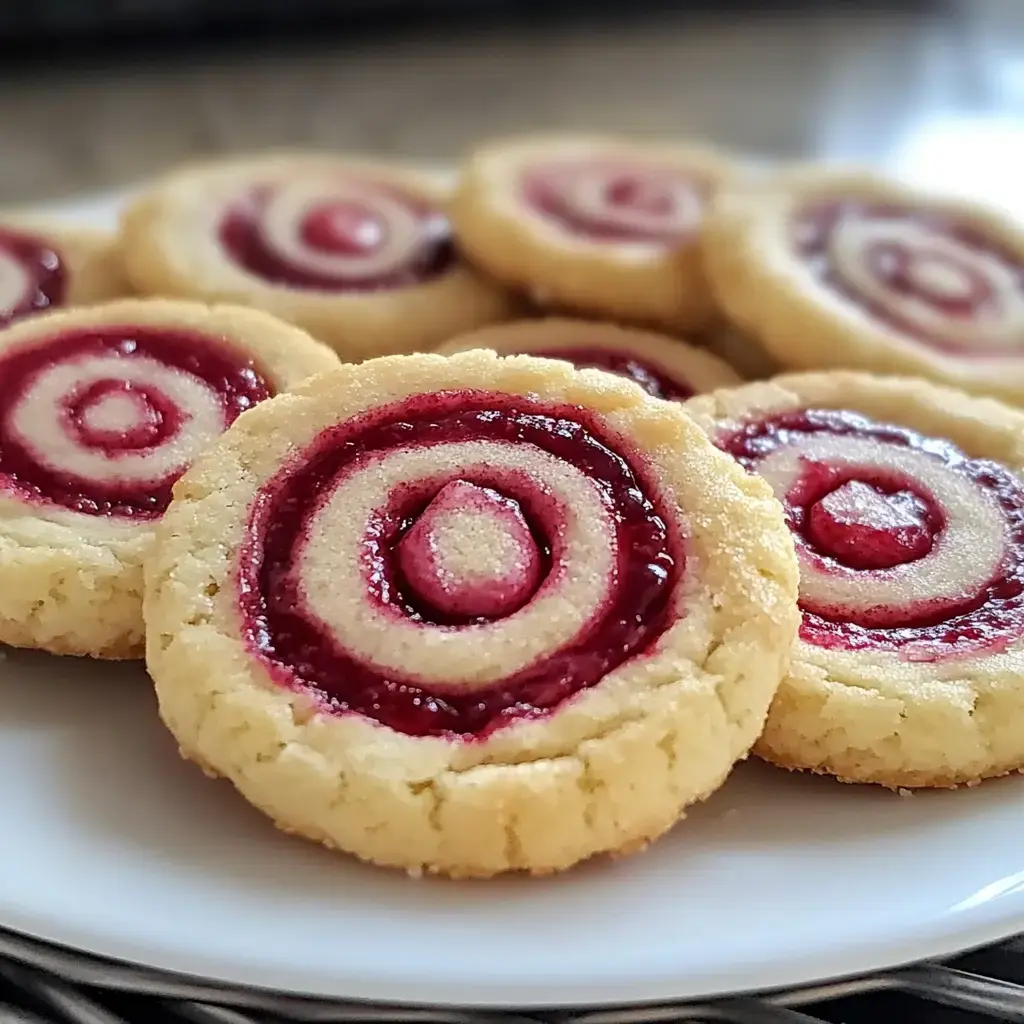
724,408 -> 1024,656
0,229 -> 65,326
532,346 -> 694,400
219,183 -> 455,291
806,480 -> 935,570
794,201 -> 1024,353
0,326 -> 271,518
239,390 -> 679,738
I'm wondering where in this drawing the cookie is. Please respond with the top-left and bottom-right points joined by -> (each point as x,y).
0,215 -> 125,328
451,135 -> 739,331
120,153 -> 514,361
434,318 -> 740,400
703,167 -> 1024,403
145,349 -> 799,877
0,298 -> 338,659
686,371 -> 1024,788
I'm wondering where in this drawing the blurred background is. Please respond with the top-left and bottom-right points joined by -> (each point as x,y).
0,0 -> 1021,209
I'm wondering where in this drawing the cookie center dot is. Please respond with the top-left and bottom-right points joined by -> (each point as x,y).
865,238 -> 992,313
396,479 -> 543,619
807,479 -> 935,570
300,202 -> 384,255
604,174 -> 674,216
69,380 -> 165,451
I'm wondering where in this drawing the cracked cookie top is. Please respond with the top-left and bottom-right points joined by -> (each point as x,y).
144,349 -> 799,877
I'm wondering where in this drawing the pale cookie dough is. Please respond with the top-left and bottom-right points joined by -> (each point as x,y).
703,166 -> 1024,403
0,297 -> 338,659
434,318 -> 740,400
144,349 -> 799,877
120,153 -> 514,361
686,370 -> 1024,788
0,214 -> 127,328
451,135 -> 741,332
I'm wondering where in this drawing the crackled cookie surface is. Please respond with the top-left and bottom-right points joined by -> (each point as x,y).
144,350 -> 799,877
435,319 -> 740,400
0,216 -> 125,327
0,298 -> 338,659
121,154 -> 513,360
452,135 -> 739,331
704,168 -> 1024,402
686,371 -> 1024,788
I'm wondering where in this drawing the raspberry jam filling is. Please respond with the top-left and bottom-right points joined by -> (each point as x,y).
723,408 -> 1024,658
532,346 -> 694,400
794,201 -> 1024,353
0,326 -> 271,518
239,390 -> 679,738
806,480 -> 934,570
219,183 -> 455,290
0,228 -> 65,326
522,161 -> 701,243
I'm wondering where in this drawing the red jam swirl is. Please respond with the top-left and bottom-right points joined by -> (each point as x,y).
794,201 -> 1024,353
522,162 -> 700,243
238,390 -> 680,738
723,408 -> 1024,657
0,326 -> 271,519
532,346 -> 694,400
219,184 -> 455,291
0,228 -> 65,326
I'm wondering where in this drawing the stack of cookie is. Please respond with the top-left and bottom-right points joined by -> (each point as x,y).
1,134 -> 1022,878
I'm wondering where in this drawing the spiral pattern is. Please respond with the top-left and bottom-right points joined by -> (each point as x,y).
724,408 -> 1024,660
0,326 -> 270,518
219,176 -> 454,291
238,390 -> 680,738
0,229 -> 64,327
523,161 -> 702,243
796,202 -> 1024,354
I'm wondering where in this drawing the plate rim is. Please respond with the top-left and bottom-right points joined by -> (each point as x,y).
3,895 -> 1024,1007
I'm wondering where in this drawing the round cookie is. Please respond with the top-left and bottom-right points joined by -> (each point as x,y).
703,167 -> 1024,403
434,318 -> 740,400
452,135 -> 740,331
144,349 -> 799,877
685,371 -> 1024,788
0,298 -> 339,659
120,153 -> 514,361
0,215 -> 125,328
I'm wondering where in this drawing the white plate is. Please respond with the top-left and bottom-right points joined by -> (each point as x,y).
1,191 -> 1024,1009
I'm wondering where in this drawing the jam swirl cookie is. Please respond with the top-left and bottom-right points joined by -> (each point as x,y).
0,298 -> 338,659
704,168 -> 1024,402
452,135 -> 739,331
0,216 -> 125,328
120,154 -> 514,361
686,371 -> 1024,788
434,318 -> 740,400
144,349 -> 799,877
